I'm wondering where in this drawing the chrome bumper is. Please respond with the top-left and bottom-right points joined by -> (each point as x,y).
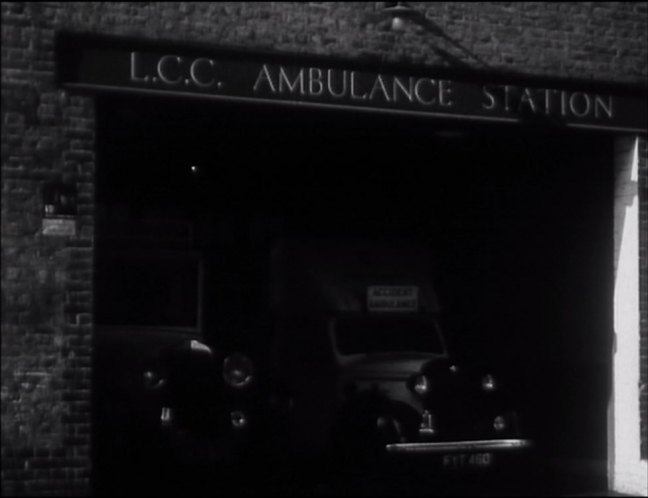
385,438 -> 533,454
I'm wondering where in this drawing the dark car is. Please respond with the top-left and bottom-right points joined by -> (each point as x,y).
94,238 -> 533,493
267,238 -> 533,483
93,249 -> 290,495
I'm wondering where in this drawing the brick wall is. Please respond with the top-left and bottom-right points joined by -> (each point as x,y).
1,2 -> 647,495
2,3 -> 95,495
10,2 -> 645,84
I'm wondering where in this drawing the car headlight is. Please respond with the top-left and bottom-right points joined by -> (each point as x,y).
413,374 -> 431,396
376,415 -> 405,442
230,410 -> 248,429
493,415 -> 507,432
481,374 -> 496,392
143,370 -> 166,390
223,353 -> 254,388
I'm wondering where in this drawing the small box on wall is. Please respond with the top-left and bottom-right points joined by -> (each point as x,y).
42,182 -> 77,236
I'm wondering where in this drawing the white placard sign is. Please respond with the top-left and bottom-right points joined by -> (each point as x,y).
42,218 -> 76,236
368,286 -> 419,312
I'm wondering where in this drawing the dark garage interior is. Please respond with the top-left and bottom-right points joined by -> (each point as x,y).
93,93 -> 615,494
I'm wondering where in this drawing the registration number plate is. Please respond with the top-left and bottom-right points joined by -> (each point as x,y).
442,452 -> 494,469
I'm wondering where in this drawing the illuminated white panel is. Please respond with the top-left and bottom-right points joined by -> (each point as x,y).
611,136 -> 647,496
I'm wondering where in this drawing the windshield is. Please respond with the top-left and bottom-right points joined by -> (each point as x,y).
96,252 -> 201,329
333,315 -> 445,355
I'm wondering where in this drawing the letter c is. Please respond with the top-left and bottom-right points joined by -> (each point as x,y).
157,55 -> 183,85
414,79 -> 437,105
190,58 -> 216,88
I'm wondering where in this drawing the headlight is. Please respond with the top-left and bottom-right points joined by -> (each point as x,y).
493,415 -> 507,432
413,374 -> 431,396
223,353 -> 254,388
143,370 -> 166,390
376,415 -> 405,442
481,374 -> 496,392
230,410 -> 248,429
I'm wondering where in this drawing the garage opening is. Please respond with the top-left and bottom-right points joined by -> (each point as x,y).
93,93 -> 615,494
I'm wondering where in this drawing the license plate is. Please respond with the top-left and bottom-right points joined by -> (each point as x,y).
442,452 -> 494,470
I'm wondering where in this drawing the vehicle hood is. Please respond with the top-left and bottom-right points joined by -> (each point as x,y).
337,352 -> 447,381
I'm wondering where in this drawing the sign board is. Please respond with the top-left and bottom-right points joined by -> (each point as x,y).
42,217 -> 76,236
56,33 -> 648,133
368,286 -> 419,312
